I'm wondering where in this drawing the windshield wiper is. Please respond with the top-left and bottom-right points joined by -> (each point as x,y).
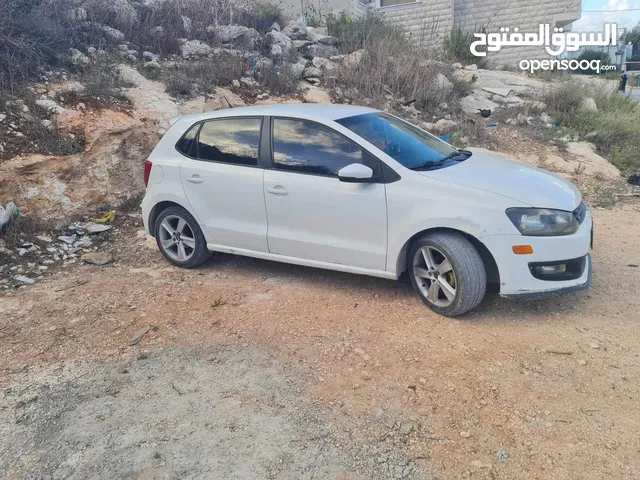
410,150 -> 472,171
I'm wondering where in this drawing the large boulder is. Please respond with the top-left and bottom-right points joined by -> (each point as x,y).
580,97 -> 598,111
35,99 -> 65,115
180,40 -> 212,58
212,25 -> 258,44
290,59 -> 308,78
312,57 -> 338,71
432,73 -> 454,95
343,49 -> 364,68
303,66 -> 323,79
266,30 -> 292,58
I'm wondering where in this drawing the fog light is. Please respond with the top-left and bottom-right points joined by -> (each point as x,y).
535,264 -> 567,275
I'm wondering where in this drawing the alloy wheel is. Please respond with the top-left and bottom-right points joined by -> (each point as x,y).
158,214 -> 196,262
413,246 -> 457,307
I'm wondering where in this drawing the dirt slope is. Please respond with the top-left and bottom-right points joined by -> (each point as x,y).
1,203 -> 639,479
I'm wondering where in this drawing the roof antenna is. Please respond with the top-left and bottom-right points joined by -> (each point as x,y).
223,95 -> 233,109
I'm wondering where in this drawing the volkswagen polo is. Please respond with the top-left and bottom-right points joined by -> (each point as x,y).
141,104 -> 593,317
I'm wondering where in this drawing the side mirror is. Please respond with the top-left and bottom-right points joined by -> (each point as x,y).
337,163 -> 374,183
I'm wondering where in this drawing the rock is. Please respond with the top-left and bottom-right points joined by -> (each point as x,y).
142,51 -> 160,62
240,77 -> 259,89
182,15 -> 192,33
35,99 -> 65,115
303,43 -> 339,59
312,57 -> 338,71
432,72 -> 454,94
14,275 -> 35,284
266,31 -> 292,58
318,35 -> 339,45
303,66 -> 323,79
540,112 -> 552,123
452,62 -> 463,69
128,326 -> 151,346
213,25 -> 257,43
307,26 -> 328,42
292,39 -> 313,51
460,90 -> 500,116
68,48 -> 89,68
460,431 -> 471,438
433,118 -> 458,133
494,450 -> 509,462
253,56 -> 273,71
343,49 -> 364,68
180,40 -> 212,58
589,342 -> 600,349
0,113 -> 6,122
270,22 -> 281,32
83,252 -> 113,266
232,79 -> 241,88
303,86 -> 332,104
465,64 -> 478,70
102,25 -> 125,42
282,22 -> 308,40
452,69 -> 475,83
580,97 -> 598,111
290,59 -> 308,78
83,222 -> 112,234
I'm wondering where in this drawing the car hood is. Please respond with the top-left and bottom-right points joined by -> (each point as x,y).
420,151 -> 581,211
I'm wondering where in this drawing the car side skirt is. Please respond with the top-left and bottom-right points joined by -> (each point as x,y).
206,244 -> 397,280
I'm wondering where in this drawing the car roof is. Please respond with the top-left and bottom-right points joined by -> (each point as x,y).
172,104 -> 379,126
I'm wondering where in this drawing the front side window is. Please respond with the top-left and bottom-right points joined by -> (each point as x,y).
272,118 -> 373,176
336,113 -> 458,169
196,118 -> 262,166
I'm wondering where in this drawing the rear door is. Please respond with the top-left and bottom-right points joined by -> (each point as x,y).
179,117 -> 269,252
263,117 -> 388,270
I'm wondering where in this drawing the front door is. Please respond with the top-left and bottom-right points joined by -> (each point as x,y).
264,118 -> 387,270
179,117 -> 269,252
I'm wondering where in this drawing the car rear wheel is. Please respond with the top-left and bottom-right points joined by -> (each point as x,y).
155,206 -> 210,268
408,232 -> 486,317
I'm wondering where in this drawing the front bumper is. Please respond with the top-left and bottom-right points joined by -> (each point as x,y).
482,211 -> 593,298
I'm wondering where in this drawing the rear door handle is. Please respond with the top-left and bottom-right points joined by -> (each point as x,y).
267,186 -> 288,196
186,175 -> 203,184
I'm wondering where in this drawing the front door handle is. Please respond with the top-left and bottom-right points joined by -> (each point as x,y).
186,175 -> 203,184
267,186 -> 288,196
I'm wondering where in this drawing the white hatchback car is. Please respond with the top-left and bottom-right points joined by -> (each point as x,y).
142,104 -> 592,316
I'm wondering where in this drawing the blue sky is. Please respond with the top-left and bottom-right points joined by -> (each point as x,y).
573,0 -> 640,33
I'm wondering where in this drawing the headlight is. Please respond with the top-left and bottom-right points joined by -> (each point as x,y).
506,208 -> 579,236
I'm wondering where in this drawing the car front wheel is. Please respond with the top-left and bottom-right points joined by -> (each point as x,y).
154,206 -> 211,268
408,232 -> 487,317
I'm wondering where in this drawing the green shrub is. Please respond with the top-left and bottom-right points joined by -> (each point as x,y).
443,27 -> 485,66
328,14 -> 406,53
576,50 -> 612,74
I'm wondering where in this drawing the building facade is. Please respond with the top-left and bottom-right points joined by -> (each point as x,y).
281,0 -> 583,65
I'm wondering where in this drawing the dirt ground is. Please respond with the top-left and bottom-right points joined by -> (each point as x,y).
1,202 -> 640,479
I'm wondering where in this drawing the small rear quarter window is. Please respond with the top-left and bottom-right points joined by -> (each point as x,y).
176,122 -> 200,157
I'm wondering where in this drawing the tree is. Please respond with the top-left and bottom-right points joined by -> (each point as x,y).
576,49 -> 612,74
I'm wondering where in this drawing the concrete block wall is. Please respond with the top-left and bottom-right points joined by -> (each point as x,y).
453,0 -> 582,65
378,1 -> 454,48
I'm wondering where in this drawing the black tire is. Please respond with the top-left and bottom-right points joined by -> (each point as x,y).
154,206 -> 211,268
408,232 -> 486,317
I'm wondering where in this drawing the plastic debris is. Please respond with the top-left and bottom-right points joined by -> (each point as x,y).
0,202 -> 20,231
93,210 -> 115,223
58,234 -> 77,244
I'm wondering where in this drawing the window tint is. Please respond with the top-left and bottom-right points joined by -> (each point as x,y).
197,118 -> 262,166
272,119 -> 372,176
176,122 -> 200,157
336,113 -> 457,169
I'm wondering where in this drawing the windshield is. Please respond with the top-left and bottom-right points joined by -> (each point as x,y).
336,112 -> 459,169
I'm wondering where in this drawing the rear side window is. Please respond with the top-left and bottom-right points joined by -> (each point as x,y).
272,118 -> 375,177
176,122 -> 200,157
196,118 -> 262,166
